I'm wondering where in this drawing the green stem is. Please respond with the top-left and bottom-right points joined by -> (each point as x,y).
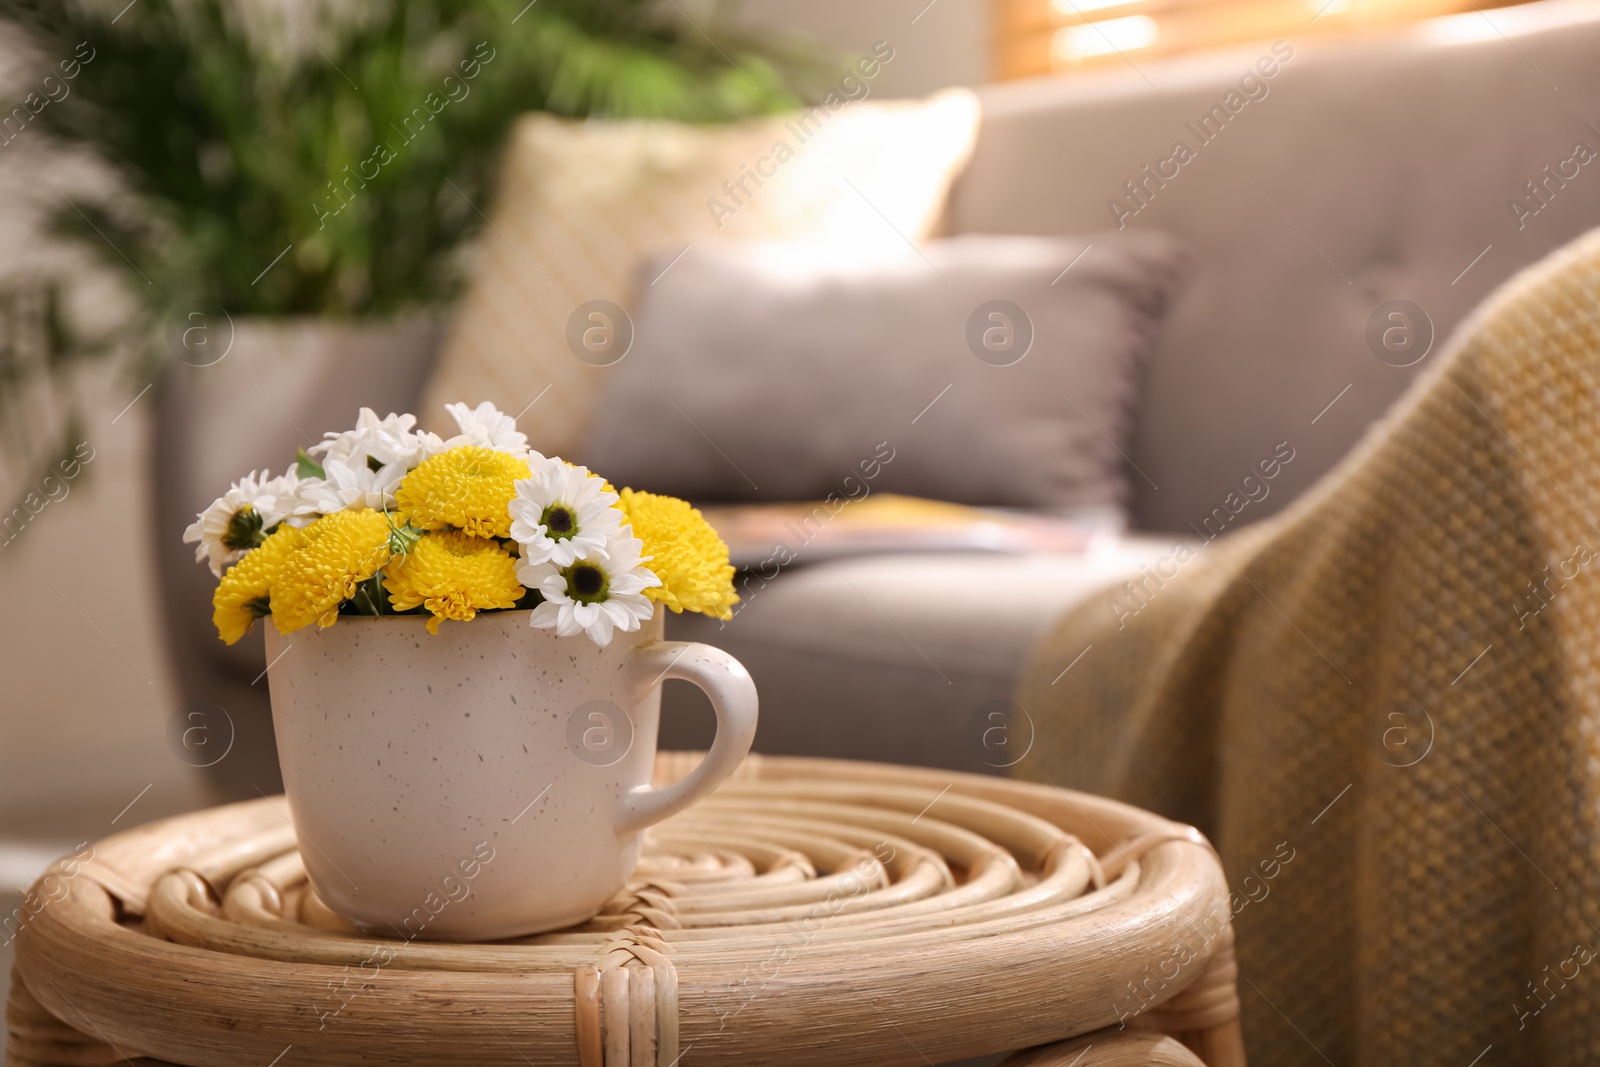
354,573 -> 386,616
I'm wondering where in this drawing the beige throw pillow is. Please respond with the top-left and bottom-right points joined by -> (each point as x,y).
421,90 -> 982,457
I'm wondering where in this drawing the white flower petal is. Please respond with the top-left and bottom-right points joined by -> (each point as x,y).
294,456 -> 404,515
508,457 -> 625,569
444,401 -> 531,457
311,408 -> 433,471
555,603 -> 586,637
513,512 -> 659,648
185,468 -> 300,576
601,600 -> 649,632
585,616 -> 616,646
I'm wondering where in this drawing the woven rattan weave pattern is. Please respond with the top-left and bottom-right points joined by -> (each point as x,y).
7,755 -> 1244,1066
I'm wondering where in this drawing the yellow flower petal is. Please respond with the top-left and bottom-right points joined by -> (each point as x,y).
269,510 -> 393,635
212,524 -> 304,645
616,488 -> 738,620
394,445 -> 529,538
383,530 -> 523,632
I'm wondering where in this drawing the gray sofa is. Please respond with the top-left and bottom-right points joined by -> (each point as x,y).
156,0 -> 1600,796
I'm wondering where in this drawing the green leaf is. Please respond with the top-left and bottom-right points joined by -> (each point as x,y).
296,448 -> 325,480
0,0 -> 818,320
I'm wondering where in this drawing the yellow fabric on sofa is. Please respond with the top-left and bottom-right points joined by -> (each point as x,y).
1017,226 -> 1600,1062
421,91 -> 980,459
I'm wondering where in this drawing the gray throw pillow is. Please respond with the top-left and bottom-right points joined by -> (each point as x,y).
581,232 -> 1190,509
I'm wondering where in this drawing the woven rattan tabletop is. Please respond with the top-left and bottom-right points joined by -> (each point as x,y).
6,755 -> 1243,1067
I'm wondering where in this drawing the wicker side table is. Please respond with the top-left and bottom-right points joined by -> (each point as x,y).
6,755 -> 1245,1067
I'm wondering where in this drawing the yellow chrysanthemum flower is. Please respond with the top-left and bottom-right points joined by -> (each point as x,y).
394,445 -> 530,539
616,488 -> 738,620
383,531 -> 524,633
270,509 -> 393,634
212,524 -> 305,645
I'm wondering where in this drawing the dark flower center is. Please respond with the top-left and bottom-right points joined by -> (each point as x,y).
565,561 -> 608,603
223,506 -> 266,551
542,504 -> 577,538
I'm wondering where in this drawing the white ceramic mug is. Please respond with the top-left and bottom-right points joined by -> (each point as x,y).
263,609 -> 757,940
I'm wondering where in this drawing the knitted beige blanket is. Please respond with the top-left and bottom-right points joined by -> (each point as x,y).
1016,226 -> 1600,1064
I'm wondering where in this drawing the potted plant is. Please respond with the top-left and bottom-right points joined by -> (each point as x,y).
182,401 -> 757,939
0,0 -> 806,326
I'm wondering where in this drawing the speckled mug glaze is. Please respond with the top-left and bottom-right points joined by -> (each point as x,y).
263,609 -> 757,940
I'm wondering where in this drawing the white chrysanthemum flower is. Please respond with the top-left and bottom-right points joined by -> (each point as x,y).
521,533 -> 660,646
311,408 -> 440,471
183,468 -> 310,576
294,457 -> 406,516
443,401 -> 531,457
508,458 -> 623,568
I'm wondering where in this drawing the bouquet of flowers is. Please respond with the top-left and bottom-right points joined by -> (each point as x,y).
184,402 -> 737,646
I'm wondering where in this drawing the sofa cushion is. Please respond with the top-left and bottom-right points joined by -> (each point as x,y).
420,90 -> 981,459
660,537 -> 1192,772
583,232 -> 1191,509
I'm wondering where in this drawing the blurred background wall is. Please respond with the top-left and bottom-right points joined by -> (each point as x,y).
0,78 -> 198,832
734,0 -> 989,96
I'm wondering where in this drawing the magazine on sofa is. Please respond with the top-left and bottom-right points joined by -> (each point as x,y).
699,494 -> 1122,570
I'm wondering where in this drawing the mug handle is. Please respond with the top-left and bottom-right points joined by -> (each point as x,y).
616,641 -> 759,836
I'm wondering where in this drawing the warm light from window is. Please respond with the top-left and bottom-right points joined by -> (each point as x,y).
1050,0 -> 1142,16
1418,8 -> 1521,43
1052,14 -> 1158,60
1001,0 -> 1548,80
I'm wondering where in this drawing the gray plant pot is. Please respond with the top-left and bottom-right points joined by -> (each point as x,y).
151,316 -> 443,802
